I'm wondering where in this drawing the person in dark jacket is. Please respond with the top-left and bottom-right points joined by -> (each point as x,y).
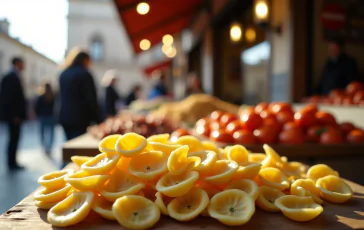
35,83 -> 55,155
317,39 -> 360,95
59,48 -> 101,140
0,57 -> 26,170
125,85 -> 141,106
102,69 -> 120,117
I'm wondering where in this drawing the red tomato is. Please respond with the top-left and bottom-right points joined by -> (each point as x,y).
294,109 -> 318,128
210,111 -> 225,121
210,121 -> 224,131
260,110 -> 276,120
255,102 -> 269,114
321,97 -> 333,105
195,125 -> 211,137
253,127 -> 277,144
233,130 -> 257,145
316,111 -> 337,126
220,113 -> 238,127
302,104 -> 319,114
340,122 -> 356,136
171,129 -> 190,139
320,128 -> 343,144
347,129 -> 364,143
329,89 -> 345,99
226,120 -> 244,135
262,117 -> 281,134
240,107 -> 256,116
342,97 -> 354,106
283,121 -> 302,132
307,95 -> 321,104
195,117 -> 210,127
353,90 -> 364,104
240,112 -> 263,131
346,81 -> 363,96
276,111 -> 294,125
306,125 -> 324,142
268,102 -> 293,114
210,129 -> 234,143
332,95 -> 345,105
279,129 -> 304,144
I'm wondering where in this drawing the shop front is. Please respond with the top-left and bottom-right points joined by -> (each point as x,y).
181,0 -> 302,104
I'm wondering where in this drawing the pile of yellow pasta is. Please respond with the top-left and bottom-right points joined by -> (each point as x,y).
33,132 -> 353,229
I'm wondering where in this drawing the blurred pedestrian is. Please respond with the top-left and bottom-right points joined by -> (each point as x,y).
59,48 -> 101,140
185,72 -> 204,96
317,39 -> 360,95
0,57 -> 26,170
125,85 -> 141,106
102,69 -> 120,117
35,83 -> 55,155
148,72 -> 168,99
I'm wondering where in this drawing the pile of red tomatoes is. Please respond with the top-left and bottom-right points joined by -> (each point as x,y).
304,81 -> 364,105
172,102 -> 364,145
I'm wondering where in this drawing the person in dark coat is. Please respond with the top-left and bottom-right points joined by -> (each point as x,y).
35,83 -> 55,155
102,69 -> 120,117
125,85 -> 141,106
317,39 -> 360,95
0,57 -> 26,170
59,49 -> 101,140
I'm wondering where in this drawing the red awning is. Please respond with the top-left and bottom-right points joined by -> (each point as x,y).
143,59 -> 171,76
113,0 -> 203,53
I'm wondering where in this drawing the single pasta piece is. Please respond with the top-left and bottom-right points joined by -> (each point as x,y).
167,188 -> 209,221
275,195 -> 323,222
208,189 -> 255,226
256,186 -> 286,212
258,167 -> 290,191
112,195 -> 160,230
47,191 -> 94,227
316,175 -> 353,203
156,171 -> 199,197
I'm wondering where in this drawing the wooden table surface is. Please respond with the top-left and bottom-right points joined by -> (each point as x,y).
1,178 -> 364,229
62,134 -> 99,162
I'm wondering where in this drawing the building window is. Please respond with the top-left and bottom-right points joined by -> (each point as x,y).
90,35 -> 104,62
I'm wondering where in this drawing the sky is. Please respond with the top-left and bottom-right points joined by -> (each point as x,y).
0,0 -> 68,63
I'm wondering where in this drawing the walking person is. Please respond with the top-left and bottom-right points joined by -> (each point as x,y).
0,57 -> 26,170
102,69 -> 120,118
125,85 -> 141,106
59,48 -> 101,140
35,83 -> 55,155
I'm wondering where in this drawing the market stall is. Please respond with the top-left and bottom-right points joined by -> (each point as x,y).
4,132 -> 364,229
62,94 -> 364,184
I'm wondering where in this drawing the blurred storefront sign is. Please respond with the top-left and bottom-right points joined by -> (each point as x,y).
321,0 -> 364,42
320,3 -> 346,30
